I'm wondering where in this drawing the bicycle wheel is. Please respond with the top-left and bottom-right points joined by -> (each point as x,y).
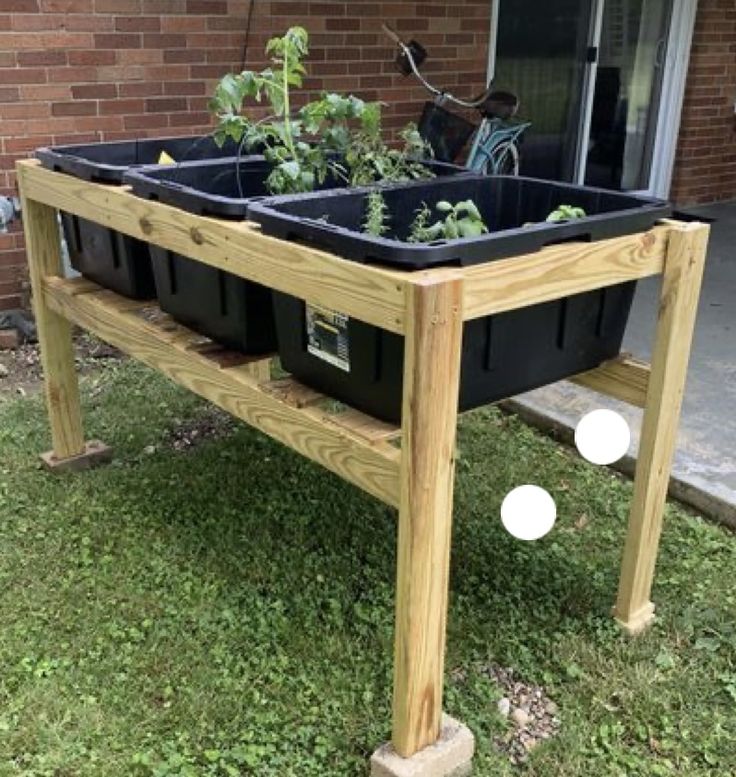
489,141 -> 520,175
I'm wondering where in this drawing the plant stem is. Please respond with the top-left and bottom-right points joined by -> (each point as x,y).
281,47 -> 296,159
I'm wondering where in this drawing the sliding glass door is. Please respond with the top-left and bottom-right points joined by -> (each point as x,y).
492,0 -> 594,182
583,0 -> 673,190
490,0 -> 688,194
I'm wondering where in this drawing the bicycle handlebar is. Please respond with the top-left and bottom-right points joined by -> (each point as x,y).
382,23 -> 492,109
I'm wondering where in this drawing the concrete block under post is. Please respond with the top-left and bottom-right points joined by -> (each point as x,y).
370,715 -> 475,777
40,440 -> 113,473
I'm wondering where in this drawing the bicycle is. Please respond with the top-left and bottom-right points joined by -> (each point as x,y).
382,24 -> 532,176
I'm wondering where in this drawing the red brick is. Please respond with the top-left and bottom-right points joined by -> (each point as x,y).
41,0 -> 92,10
71,82 -> 117,99
0,67 -> 46,83
142,0 -> 184,11
94,0 -> 140,10
99,97 -> 144,114
0,327 -> 20,348
115,17 -> 161,33
70,114 -> 124,132
162,16 -> 205,32
119,81 -> 163,97
169,110 -> 210,126
47,65 -> 98,82
145,96 -> 187,112
4,101 -> 50,119
16,49 -> 67,66
51,100 -> 97,116
94,33 -> 142,49
20,83 -> 71,100
0,86 -> 18,101
123,112 -> 168,129
0,0 -> 38,10
164,49 -> 204,64
68,49 -> 115,65
142,33 -> 187,48
186,0 -> 226,13
163,80 -> 204,95
0,294 -> 21,309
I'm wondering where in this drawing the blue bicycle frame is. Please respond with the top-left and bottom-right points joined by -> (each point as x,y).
466,117 -> 532,175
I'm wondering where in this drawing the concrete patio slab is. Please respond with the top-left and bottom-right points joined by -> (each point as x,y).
506,202 -> 736,528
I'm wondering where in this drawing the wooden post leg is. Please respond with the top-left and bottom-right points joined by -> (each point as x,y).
392,275 -> 463,757
18,189 -> 109,469
614,222 -> 709,635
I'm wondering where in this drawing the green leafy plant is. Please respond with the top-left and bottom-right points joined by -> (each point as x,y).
546,204 -> 587,222
344,104 -> 433,186
363,191 -> 390,237
408,199 -> 488,242
210,27 -> 435,195
211,27 -> 329,194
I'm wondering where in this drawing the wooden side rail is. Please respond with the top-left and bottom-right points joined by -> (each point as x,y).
17,160 -> 409,334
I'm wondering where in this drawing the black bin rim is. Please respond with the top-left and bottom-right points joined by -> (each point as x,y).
123,156 -> 472,219
247,173 -> 671,270
35,132 -> 231,185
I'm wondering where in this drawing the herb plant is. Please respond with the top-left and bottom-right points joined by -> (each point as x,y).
363,192 -> 390,237
408,199 -> 489,242
546,204 -> 587,222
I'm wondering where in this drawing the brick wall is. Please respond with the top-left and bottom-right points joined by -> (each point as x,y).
0,0 -> 490,315
670,0 -> 736,205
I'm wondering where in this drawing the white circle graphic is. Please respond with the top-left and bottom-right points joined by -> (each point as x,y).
575,409 -> 631,465
501,485 -> 557,541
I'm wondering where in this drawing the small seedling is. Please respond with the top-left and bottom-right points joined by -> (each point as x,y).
408,199 -> 488,242
362,191 -> 390,237
546,204 -> 587,222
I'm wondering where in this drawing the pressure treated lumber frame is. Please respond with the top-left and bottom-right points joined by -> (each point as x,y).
17,159 -> 708,767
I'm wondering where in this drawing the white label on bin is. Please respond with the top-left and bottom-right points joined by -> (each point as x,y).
305,304 -> 350,372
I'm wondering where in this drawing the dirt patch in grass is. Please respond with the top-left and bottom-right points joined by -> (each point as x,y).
162,406 -> 237,453
0,333 -> 123,398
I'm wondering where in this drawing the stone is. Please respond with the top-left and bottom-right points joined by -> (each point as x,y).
370,715 -> 475,777
0,363 -> 8,378
545,701 -> 559,716
497,697 -> 511,717
510,708 -> 531,728
40,440 -> 113,473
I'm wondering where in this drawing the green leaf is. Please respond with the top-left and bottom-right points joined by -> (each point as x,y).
280,160 -> 301,180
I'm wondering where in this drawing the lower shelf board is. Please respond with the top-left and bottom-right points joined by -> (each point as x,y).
42,276 -> 402,508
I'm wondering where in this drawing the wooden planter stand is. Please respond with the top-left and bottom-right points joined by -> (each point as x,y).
17,159 -> 708,775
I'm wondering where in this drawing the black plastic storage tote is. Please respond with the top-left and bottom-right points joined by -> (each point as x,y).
36,135 -> 240,299
124,157 -> 468,354
247,174 -> 669,422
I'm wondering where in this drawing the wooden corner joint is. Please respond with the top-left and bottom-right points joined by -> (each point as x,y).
40,440 -> 113,473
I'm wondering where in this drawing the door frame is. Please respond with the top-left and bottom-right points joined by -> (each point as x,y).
486,0 -> 698,197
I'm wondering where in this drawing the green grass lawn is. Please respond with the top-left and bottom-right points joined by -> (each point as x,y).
1,360 -> 735,776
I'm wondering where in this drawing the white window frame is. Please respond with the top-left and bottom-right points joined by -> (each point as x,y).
486,0 -> 698,198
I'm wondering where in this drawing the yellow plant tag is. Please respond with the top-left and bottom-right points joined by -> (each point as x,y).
157,150 -> 176,165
